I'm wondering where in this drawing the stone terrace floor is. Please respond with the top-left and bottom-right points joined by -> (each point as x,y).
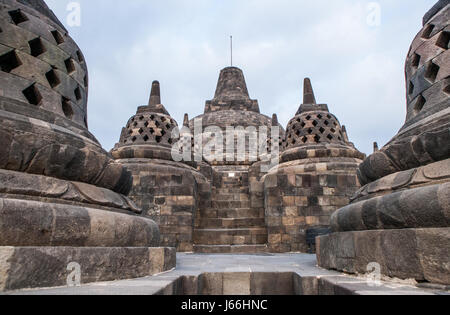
6,253 -> 449,295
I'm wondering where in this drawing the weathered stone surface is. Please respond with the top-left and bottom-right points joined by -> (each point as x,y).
112,83 -> 210,251
0,197 -> 160,247
264,79 -> 364,253
318,2 -> 450,287
0,246 -> 175,291
0,0 -> 168,293
317,228 -> 450,285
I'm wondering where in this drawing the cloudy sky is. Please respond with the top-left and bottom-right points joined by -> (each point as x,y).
46,0 -> 437,154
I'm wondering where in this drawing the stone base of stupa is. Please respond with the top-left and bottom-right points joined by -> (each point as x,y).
316,159 -> 450,285
317,227 -> 450,285
0,169 -> 175,292
0,246 -> 176,292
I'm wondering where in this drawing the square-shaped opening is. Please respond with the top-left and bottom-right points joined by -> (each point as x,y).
0,50 -> 22,73
45,69 -> 60,88
64,58 -> 76,74
411,53 -> 421,68
436,31 -> 450,50
8,9 -> 28,25
61,97 -> 74,119
22,84 -> 42,106
424,61 -> 440,82
74,86 -> 82,101
51,30 -> 65,45
83,75 -> 88,88
413,95 -> 426,115
421,24 -> 435,39
76,50 -> 85,63
28,38 -> 46,57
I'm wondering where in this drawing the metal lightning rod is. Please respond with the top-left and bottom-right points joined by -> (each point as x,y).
230,35 -> 233,67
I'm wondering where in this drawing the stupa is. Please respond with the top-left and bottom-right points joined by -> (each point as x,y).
317,0 -> 450,285
0,0 -> 173,291
264,79 -> 365,253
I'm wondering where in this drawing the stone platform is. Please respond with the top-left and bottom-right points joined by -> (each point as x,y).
4,254 -> 448,295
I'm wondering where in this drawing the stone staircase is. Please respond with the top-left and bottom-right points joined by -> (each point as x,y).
194,172 -> 268,254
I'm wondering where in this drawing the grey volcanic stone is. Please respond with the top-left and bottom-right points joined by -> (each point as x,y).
0,246 -> 176,291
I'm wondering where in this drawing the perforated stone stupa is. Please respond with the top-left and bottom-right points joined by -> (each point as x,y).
317,1 -> 450,285
0,0 -> 174,292
0,0 -> 448,294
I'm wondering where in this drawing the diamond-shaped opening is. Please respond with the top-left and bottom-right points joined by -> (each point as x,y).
422,24 -> 435,39
143,135 -> 149,142
155,136 -> 162,143
61,97 -> 73,119
144,121 -> 149,128
168,138 -> 173,144
76,50 -> 84,63
51,30 -> 64,45
291,139 -> 296,145
131,136 -> 137,142
319,127 -> 325,134
84,116 -> 88,127
312,120 -> 318,127
9,10 -> 28,25
317,114 -> 323,119
149,128 -> 155,134
324,120 -> 329,126
45,69 -> 60,88
300,122 -> 306,128
166,124 -> 171,129
436,31 -> 450,50
301,137 -> 307,143
327,134 -> 333,141
161,130 -> 166,136
74,86 -> 82,101
413,95 -> 426,115
331,128 -> 336,133
411,53 -> 421,68
155,121 -> 160,127
65,58 -> 76,74
297,118 -> 301,123
23,84 -> 42,106
138,128 -> 144,134
305,115 -> 311,121
0,50 -> 22,73
424,61 -> 440,82
128,130 -> 133,135
295,130 -> 301,136
314,135 -> 321,143
161,117 -> 166,122
139,115 -> 144,120
29,38 -> 46,57
83,75 -> 88,88
327,114 -> 332,119
133,121 -> 138,127
408,81 -> 415,95
150,115 -> 155,120
308,128 -> 313,134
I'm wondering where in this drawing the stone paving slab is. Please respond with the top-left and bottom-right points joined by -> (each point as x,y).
3,253 -> 447,295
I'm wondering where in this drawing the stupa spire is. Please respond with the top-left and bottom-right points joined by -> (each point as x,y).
148,81 -> 161,106
303,78 -> 317,105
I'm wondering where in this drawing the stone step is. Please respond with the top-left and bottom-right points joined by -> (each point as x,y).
198,217 -> 266,229
200,208 -> 265,219
213,188 -> 250,194
211,200 -> 251,209
194,228 -> 268,245
193,245 -> 268,254
212,193 -> 249,202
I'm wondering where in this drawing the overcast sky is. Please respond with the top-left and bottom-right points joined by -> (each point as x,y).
46,0 -> 437,155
